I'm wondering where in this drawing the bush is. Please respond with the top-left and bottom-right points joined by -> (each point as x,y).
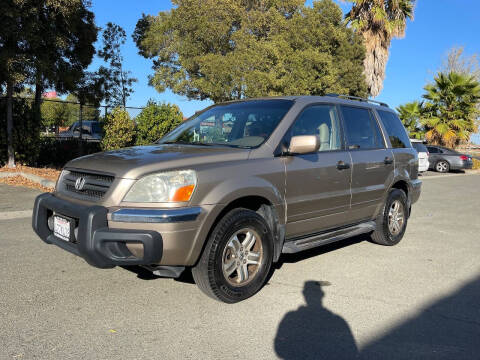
473,158 -> 480,170
36,138 -> 101,168
101,107 -> 136,151
135,101 -> 183,145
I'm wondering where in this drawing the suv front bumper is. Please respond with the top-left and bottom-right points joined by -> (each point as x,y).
32,193 -> 163,268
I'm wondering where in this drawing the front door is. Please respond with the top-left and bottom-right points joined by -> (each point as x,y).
284,104 -> 352,238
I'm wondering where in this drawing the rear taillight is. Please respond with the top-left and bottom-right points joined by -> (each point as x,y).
460,155 -> 470,161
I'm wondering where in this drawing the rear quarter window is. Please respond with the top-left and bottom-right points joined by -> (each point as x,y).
377,110 -> 411,149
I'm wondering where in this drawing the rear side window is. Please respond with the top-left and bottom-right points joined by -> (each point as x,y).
427,146 -> 440,154
340,106 -> 384,150
412,142 -> 428,153
377,110 -> 411,149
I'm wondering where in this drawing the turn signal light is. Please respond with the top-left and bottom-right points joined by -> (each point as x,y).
171,185 -> 195,202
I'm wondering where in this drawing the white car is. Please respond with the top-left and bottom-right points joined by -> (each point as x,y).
411,139 -> 429,173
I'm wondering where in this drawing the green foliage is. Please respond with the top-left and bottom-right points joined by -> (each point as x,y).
421,72 -> 480,147
0,0 -> 97,166
396,101 -> 425,139
0,98 -> 41,165
344,0 -> 416,96
41,98 -> 72,129
135,101 -> 183,145
133,0 -> 367,103
101,107 -> 136,151
97,23 -> 137,107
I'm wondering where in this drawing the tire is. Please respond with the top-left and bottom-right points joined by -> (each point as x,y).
435,160 -> 450,173
371,189 -> 408,246
192,208 -> 274,303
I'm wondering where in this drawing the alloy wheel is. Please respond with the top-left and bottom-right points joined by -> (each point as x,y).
222,228 -> 263,286
388,200 -> 405,236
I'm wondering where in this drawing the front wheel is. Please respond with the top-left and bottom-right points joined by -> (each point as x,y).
371,189 -> 408,246
192,208 -> 273,303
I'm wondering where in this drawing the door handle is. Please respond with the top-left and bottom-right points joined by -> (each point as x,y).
337,161 -> 350,170
384,157 -> 394,165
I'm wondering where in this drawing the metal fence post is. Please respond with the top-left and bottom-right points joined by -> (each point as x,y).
79,102 -> 83,155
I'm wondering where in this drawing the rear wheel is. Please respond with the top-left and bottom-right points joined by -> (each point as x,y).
435,160 -> 450,173
192,208 -> 273,303
371,189 -> 408,246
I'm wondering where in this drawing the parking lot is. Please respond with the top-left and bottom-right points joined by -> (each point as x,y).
1,172 -> 479,360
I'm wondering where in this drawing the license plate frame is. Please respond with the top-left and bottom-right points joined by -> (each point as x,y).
53,214 -> 74,242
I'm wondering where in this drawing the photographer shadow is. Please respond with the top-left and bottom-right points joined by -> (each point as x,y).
274,280 -> 359,360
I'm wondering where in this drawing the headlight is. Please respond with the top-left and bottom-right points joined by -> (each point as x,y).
123,170 -> 197,203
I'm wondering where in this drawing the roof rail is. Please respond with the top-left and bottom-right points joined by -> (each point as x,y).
325,93 -> 389,108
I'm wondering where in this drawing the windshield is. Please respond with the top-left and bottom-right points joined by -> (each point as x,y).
159,100 -> 294,148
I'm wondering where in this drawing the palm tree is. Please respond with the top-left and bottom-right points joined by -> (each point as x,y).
345,0 -> 415,97
396,101 -> 424,139
421,72 -> 480,147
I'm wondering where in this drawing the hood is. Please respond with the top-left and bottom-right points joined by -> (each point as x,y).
66,144 -> 250,179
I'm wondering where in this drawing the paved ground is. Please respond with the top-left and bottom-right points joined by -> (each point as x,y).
1,173 -> 479,360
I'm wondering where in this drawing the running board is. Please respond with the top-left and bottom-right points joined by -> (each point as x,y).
282,221 -> 376,254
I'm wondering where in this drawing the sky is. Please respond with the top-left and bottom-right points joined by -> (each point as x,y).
89,0 -> 480,118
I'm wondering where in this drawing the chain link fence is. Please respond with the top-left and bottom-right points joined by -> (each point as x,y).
0,96 -> 144,167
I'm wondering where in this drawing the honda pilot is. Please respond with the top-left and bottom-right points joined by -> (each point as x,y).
33,95 -> 421,303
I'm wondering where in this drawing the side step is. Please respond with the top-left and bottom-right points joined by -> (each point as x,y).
282,221 -> 376,254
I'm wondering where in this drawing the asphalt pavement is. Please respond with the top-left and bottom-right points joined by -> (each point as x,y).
1,172 -> 479,359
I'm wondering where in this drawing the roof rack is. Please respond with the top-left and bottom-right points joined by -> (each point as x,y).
325,93 -> 389,108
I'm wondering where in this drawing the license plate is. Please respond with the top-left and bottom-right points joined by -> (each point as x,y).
54,215 -> 71,241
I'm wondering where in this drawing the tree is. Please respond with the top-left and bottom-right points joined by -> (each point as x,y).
41,98 -> 72,133
101,107 -> 136,150
136,101 -> 183,145
133,0 -> 367,103
421,72 -> 480,147
345,0 -> 416,97
440,46 -> 480,81
396,101 -> 424,139
98,23 -> 137,107
0,0 -> 97,167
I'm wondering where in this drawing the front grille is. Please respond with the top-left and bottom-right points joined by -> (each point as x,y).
61,170 -> 114,201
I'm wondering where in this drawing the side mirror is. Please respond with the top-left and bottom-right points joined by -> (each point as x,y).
288,135 -> 319,155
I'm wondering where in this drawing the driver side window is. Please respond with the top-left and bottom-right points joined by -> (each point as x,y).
290,105 -> 342,152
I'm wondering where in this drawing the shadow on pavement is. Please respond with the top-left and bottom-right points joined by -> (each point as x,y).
274,276 -> 480,360
360,275 -> 480,360
274,280 -> 359,360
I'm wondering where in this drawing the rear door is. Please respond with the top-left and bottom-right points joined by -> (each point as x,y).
284,104 -> 352,238
339,105 -> 394,223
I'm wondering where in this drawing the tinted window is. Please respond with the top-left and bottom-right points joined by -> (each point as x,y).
160,100 -> 294,148
289,105 -> 342,152
427,146 -> 440,154
377,110 -> 411,149
412,142 -> 428,153
341,106 -> 384,150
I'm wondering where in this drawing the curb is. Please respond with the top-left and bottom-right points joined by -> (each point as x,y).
0,171 -> 56,188
420,170 -> 480,180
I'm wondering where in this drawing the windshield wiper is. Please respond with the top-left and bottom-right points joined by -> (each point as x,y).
161,141 -> 213,146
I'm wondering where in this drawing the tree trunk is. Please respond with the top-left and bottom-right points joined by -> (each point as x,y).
6,80 -> 15,168
34,71 -> 43,127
